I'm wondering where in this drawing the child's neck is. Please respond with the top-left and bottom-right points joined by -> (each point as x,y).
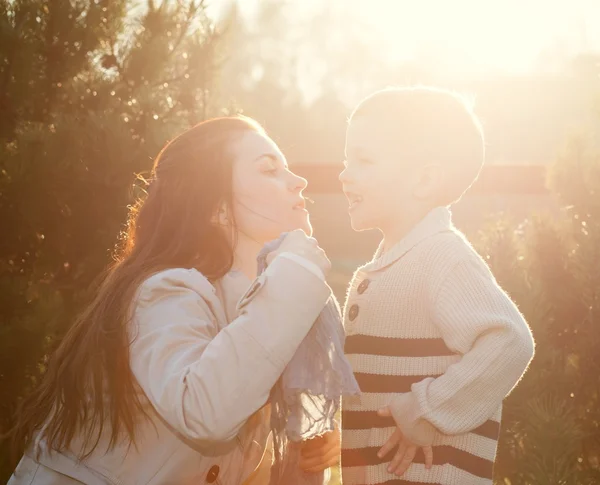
380,206 -> 436,254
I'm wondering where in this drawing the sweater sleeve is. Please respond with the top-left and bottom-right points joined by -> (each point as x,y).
389,256 -> 535,446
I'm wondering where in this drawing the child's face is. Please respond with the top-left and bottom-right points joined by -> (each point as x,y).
340,115 -> 419,233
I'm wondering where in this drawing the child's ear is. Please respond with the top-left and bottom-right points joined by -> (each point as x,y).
413,163 -> 444,200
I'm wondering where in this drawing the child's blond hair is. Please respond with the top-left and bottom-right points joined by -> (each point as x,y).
350,86 -> 485,205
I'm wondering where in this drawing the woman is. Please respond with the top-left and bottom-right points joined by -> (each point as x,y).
8,116 -> 339,484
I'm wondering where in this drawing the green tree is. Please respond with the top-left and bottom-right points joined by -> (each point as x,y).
474,135 -> 600,484
0,0 -> 225,479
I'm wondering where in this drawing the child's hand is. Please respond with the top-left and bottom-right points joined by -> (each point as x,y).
299,427 -> 341,473
377,406 -> 433,477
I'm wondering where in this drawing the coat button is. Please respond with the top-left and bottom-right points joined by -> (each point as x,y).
348,304 -> 359,321
357,279 -> 370,294
206,465 -> 220,483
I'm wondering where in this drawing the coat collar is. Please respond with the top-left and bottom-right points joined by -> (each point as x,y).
214,269 -> 252,322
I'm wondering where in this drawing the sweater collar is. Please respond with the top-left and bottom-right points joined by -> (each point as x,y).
361,206 -> 454,273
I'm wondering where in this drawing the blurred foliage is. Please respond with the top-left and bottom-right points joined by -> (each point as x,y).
0,0 -> 226,478
472,136 -> 600,483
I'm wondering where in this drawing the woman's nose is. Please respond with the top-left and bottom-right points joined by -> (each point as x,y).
289,172 -> 308,192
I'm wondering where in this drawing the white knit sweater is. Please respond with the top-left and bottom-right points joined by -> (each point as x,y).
341,207 -> 535,485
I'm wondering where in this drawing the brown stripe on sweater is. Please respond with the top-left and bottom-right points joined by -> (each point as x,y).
342,410 -> 500,441
347,481 -> 443,485
342,445 -> 494,480
342,410 -> 395,430
354,373 -> 441,394
345,335 -> 456,357
471,419 -> 501,440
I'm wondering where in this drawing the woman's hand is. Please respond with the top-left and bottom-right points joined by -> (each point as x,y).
267,229 -> 331,277
298,427 -> 341,473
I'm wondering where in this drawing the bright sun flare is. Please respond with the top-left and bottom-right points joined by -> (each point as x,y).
352,0 -> 600,73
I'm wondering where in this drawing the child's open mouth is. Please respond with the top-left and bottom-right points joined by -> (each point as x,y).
345,192 -> 363,211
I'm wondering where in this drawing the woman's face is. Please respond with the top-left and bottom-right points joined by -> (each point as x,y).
229,130 -> 311,244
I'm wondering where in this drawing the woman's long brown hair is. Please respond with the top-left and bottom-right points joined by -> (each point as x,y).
7,116 -> 264,461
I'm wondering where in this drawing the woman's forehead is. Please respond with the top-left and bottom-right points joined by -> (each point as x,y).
234,130 -> 284,163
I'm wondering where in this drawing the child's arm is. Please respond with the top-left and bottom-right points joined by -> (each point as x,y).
388,256 -> 535,446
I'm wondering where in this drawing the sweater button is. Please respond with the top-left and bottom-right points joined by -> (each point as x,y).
206,465 -> 220,483
349,304 -> 359,321
357,279 -> 370,294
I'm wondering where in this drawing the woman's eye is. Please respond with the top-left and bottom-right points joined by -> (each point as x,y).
358,158 -> 372,165
262,162 -> 278,175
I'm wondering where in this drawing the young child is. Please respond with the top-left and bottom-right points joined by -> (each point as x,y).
339,86 -> 535,485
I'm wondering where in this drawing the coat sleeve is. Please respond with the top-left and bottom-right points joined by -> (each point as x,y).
129,256 -> 331,443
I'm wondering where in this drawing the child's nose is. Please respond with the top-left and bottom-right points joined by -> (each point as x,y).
339,166 -> 352,184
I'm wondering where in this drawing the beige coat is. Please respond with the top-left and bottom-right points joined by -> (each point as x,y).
9,255 -> 331,485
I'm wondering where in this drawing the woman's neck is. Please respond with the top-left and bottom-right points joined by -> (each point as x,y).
232,232 -> 265,280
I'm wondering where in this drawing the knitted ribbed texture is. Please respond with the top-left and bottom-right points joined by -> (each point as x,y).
341,207 -> 534,485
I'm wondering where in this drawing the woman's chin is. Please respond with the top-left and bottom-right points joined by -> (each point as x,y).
297,213 -> 313,236
281,216 -> 312,237
259,213 -> 313,242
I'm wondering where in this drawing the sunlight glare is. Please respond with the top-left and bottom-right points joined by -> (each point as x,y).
353,0 -> 600,73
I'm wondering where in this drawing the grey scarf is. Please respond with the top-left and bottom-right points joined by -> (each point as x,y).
257,235 -> 360,485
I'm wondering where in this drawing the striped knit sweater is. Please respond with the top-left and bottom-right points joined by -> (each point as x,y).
341,207 -> 535,485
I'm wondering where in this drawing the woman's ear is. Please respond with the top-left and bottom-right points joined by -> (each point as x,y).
413,163 -> 444,200
211,202 -> 230,226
